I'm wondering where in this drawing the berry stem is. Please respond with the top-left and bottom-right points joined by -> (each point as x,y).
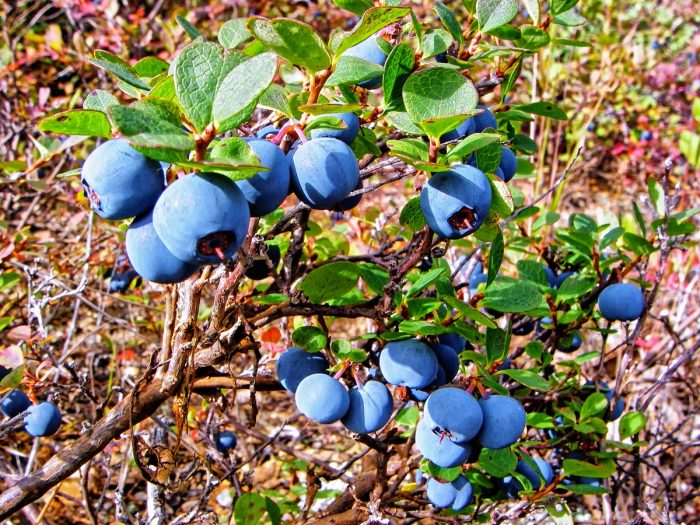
333,358 -> 352,380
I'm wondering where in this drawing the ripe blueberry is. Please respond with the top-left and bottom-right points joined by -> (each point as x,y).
295,374 -> 350,424
341,380 -> 394,434
379,338 -> 438,388
597,283 -> 645,321
24,401 -> 62,437
276,346 -> 329,393
81,139 -> 164,220
424,387 -> 483,444
153,172 -> 250,264
235,139 -> 290,217
289,138 -> 360,210
310,112 -> 360,145
1,389 -> 31,418
126,210 -> 200,284
477,395 -> 526,449
420,164 -> 492,239
215,431 -> 237,452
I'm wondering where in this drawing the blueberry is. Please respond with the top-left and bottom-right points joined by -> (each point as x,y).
640,130 -> 652,141
597,283 -> 645,321
341,380 -> 394,434
255,125 -> 280,140
235,139 -> 290,217
343,35 -> 387,89
215,430 -> 237,452
81,139 -> 165,220
410,365 -> 446,402
310,112 -> 360,145
430,343 -> 460,383
415,418 -> 472,468
477,395 -> 526,449
23,401 -> 62,437
435,52 -> 448,63
420,164 -> 492,239
290,138 -> 360,210
441,118 -> 476,143
275,346 -> 329,393
379,338 -> 438,388
472,105 -> 498,132
543,265 -> 557,287
126,210 -> 200,284
153,172 -> 250,264
437,333 -> 468,353
1,389 -> 31,418
427,475 -> 473,510
295,374 -> 350,423
512,318 -> 536,335
424,387 -> 483,444
499,146 -> 517,182
557,332 -> 582,352
333,179 -> 363,212
469,271 -> 488,296
245,243 -> 281,280
586,123 -> 596,132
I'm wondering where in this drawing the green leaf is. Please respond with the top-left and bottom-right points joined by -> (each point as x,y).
359,264 -> 389,295
442,296 -> 497,328
551,0 -> 578,16
552,38 -> 592,47
476,0 -> 518,33
133,57 -> 169,78
400,197 -> 427,231
581,393 -> 608,419
563,483 -> 610,495
522,0 -> 540,22
482,279 -> 544,312
515,26 -> 551,50
680,130 -> 700,169
292,326 -> 327,352
553,9 -> 586,26
516,101 -> 567,120
557,276 -> 595,302
498,369 -> 550,391
517,260 -> 547,286
619,411 -> 646,440
86,50 -> 151,90
622,232 -> 656,256
326,56 -> 383,87
476,139 -> 502,174
234,493 -> 268,525
331,339 -> 367,362
406,268 -> 448,297
39,110 -> 112,138
600,226 -> 624,249
562,458 -> 615,479
258,84 -> 292,116
422,29 -> 453,59
488,174 -> 514,216
388,138 -> 429,160
486,326 -> 507,363
487,229 -> 503,286
176,15 -> 202,40
395,405 -> 420,428
333,6 -> 411,59
479,447 -> 517,477
384,111 -> 426,135
173,41 -> 228,133
435,2 -> 464,47
219,19 -> 252,49
398,320 -> 448,336
332,0 -> 373,16
247,17 -> 331,72
447,133 -> 501,161
300,262 -> 360,303
83,90 -> 118,112
0,272 -> 19,292
383,43 -> 414,112
212,52 -> 278,132
402,67 -> 478,138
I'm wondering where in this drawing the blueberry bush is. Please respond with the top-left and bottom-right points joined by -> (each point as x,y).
1,1 -> 699,523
